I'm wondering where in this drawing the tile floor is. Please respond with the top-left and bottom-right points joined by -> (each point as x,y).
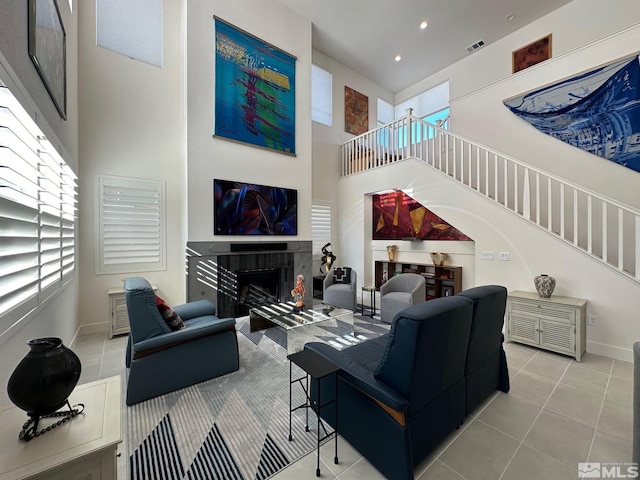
73,333 -> 634,480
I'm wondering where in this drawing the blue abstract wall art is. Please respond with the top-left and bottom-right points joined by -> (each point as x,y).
214,18 -> 296,155
504,55 -> 640,173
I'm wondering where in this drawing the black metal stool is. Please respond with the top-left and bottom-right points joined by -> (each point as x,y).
288,349 -> 339,477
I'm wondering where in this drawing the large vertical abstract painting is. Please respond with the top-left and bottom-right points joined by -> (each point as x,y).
504,54 -> 640,173
214,18 -> 296,155
372,190 -> 472,241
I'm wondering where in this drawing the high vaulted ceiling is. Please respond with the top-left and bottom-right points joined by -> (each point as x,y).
277,0 -> 574,93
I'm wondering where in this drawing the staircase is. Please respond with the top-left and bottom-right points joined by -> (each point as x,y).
340,110 -> 640,285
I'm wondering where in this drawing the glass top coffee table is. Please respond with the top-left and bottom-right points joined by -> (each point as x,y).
249,298 -> 365,353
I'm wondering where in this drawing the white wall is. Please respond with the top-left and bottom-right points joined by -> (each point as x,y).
396,0 -> 640,210
335,0 -> 640,361
77,0 -> 187,332
0,0 -> 79,407
186,0 -> 312,242
341,160 -> 639,361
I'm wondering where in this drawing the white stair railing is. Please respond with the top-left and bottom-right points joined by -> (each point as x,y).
340,110 -> 640,284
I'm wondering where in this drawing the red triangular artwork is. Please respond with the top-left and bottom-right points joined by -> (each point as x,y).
372,190 -> 473,241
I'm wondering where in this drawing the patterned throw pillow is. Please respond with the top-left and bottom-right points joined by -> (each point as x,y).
333,267 -> 352,284
155,296 -> 185,331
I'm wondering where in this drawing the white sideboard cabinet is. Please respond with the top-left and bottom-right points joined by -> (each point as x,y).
0,376 -> 122,480
506,291 -> 587,362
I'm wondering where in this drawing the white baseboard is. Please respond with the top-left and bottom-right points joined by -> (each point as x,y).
77,321 -> 110,337
586,340 -> 633,363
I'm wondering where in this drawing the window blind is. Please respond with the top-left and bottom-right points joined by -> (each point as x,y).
311,203 -> 332,257
312,65 -> 332,126
96,0 -> 163,67
96,175 -> 166,274
0,84 -> 77,336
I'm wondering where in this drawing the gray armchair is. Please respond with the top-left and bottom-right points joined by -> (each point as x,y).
323,267 -> 357,311
380,273 -> 426,323
124,277 -> 239,405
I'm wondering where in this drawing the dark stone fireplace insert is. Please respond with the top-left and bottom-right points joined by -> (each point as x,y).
186,241 -> 312,318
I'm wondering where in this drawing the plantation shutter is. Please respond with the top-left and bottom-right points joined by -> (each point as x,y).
311,203 -> 332,257
97,175 -> 166,274
0,83 -> 77,335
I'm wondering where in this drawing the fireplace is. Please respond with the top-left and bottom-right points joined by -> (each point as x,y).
186,241 -> 312,318
236,268 -> 280,316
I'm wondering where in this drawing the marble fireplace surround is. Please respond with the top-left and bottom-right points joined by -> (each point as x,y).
186,241 -> 312,318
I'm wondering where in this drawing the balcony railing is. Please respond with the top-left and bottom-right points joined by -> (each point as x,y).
340,110 -> 640,284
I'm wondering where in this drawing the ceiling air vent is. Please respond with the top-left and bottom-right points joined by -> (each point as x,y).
466,40 -> 485,52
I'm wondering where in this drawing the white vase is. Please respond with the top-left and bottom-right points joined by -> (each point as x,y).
534,274 -> 556,298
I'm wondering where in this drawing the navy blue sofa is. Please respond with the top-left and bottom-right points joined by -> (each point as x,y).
305,295 -> 474,480
305,285 -> 510,480
124,277 -> 239,405
458,285 -> 510,415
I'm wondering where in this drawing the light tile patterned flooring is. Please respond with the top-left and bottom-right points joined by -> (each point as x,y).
74,333 -> 633,480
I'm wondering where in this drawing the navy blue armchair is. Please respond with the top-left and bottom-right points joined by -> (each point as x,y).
124,277 -> 239,405
305,295 -> 474,480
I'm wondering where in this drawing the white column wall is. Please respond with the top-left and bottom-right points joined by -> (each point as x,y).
186,0 -> 312,242
77,0 -> 187,332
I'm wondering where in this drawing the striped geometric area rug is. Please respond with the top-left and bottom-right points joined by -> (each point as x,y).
128,313 -> 388,480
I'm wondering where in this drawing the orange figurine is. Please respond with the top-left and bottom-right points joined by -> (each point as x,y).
291,274 -> 306,307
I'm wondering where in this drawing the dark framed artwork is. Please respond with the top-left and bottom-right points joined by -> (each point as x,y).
512,34 -> 552,73
345,86 -> 368,135
214,17 -> 296,155
28,0 -> 67,120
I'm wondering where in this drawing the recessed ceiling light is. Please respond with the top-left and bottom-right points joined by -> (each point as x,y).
420,20 -> 428,29
506,13 -> 516,21
395,55 -> 402,62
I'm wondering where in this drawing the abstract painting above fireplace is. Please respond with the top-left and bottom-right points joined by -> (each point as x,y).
214,179 -> 298,236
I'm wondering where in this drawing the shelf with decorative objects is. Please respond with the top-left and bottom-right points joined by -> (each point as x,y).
374,261 -> 462,300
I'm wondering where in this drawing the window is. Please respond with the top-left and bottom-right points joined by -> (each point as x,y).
423,107 -> 450,128
377,98 -> 394,147
96,174 -> 166,274
377,98 -> 394,126
396,81 -> 450,147
311,203 -> 332,257
0,83 -> 77,337
96,0 -> 163,67
311,65 -> 332,126
395,81 -> 449,119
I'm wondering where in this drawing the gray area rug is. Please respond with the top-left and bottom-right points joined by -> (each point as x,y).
128,313 -> 389,480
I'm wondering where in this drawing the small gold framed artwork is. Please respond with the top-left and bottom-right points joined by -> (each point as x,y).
512,34 -> 552,73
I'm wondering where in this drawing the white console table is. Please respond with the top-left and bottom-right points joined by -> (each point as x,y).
506,291 -> 587,362
0,376 -> 122,480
